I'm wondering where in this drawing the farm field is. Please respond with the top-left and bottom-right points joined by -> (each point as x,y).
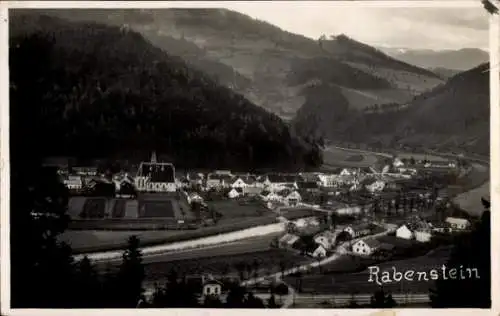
61,215 -> 279,253
208,199 -> 272,218
140,247 -> 311,283
322,146 -> 381,167
284,246 -> 452,294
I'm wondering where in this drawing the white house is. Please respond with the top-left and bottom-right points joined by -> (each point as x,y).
393,157 -> 405,168
202,280 -> 223,298
64,175 -> 83,190
206,174 -> 233,190
352,238 -> 381,256
231,177 -> 248,189
283,190 -> 302,207
414,230 -> 432,243
309,244 -> 327,258
445,217 -> 471,230
317,173 -> 339,188
228,188 -> 240,199
340,168 -> 354,176
343,224 -> 372,239
264,175 -> 298,192
396,224 -> 414,240
366,180 -> 386,193
279,233 -> 300,248
314,231 -> 337,250
187,192 -> 204,204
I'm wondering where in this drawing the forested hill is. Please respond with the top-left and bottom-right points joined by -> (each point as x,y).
10,15 -> 322,171
293,63 -> 490,156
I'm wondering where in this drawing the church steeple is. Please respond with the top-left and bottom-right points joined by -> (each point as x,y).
151,151 -> 157,163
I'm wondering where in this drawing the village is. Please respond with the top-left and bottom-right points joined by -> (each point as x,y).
49,150 -> 477,303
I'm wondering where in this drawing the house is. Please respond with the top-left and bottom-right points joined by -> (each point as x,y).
263,174 -> 298,192
278,189 -> 302,207
261,191 -> 281,202
340,168 -> 354,176
187,192 -> 204,204
393,157 -> 405,168
279,233 -> 300,248
308,243 -> 327,258
414,230 -> 432,243
314,231 -> 338,250
352,238 -> 381,256
396,220 -> 432,242
231,177 -> 248,189
445,217 -> 471,230
364,178 -> 386,193
72,166 -> 98,176
187,172 -> 204,186
343,223 -> 372,239
202,279 -> 223,298
228,188 -> 241,199
64,175 -> 83,190
317,173 -> 339,188
206,173 -> 234,190
396,224 -> 414,240
113,174 -> 136,198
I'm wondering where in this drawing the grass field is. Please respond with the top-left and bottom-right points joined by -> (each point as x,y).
322,147 -> 380,167
61,215 -> 279,253
142,247 -> 310,280
208,200 -> 272,218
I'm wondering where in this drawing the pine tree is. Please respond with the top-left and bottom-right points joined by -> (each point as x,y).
116,235 -> 145,307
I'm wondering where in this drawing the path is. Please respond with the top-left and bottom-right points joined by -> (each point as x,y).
239,223 -> 396,308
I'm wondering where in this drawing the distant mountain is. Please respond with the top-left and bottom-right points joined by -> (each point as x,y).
378,47 -> 489,71
430,67 -> 462,79
294,63 -> 490,155
10,13 -> 323,170
33,9 -> 443,120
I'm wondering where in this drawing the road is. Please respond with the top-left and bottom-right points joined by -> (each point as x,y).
238,222 -> 397,308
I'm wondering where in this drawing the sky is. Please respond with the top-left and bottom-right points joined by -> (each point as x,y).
218,2 -> 490,51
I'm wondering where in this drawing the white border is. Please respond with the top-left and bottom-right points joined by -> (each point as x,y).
1,1 -> 498,316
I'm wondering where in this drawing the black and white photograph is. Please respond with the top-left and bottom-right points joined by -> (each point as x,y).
4,0 -> 498,311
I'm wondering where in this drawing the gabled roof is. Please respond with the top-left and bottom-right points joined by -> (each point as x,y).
260,190 -> 271,197
297,181 -> 319,189
361,238 -> 381,249
445,217 -> 470,225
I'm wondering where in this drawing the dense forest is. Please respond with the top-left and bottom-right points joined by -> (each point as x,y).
10,14 -> 322,171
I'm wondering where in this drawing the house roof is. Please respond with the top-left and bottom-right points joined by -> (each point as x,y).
297,181 -> 319,189
445,217 -> 470,225
245,186 -> 263,194
280,233 -> 300,245
362,238 -> 381,249
208,174 -> 233,181
315,230 -> 337,240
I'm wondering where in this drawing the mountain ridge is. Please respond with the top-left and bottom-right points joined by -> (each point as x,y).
25,8 -> 444,120
10,13 -> 323,170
